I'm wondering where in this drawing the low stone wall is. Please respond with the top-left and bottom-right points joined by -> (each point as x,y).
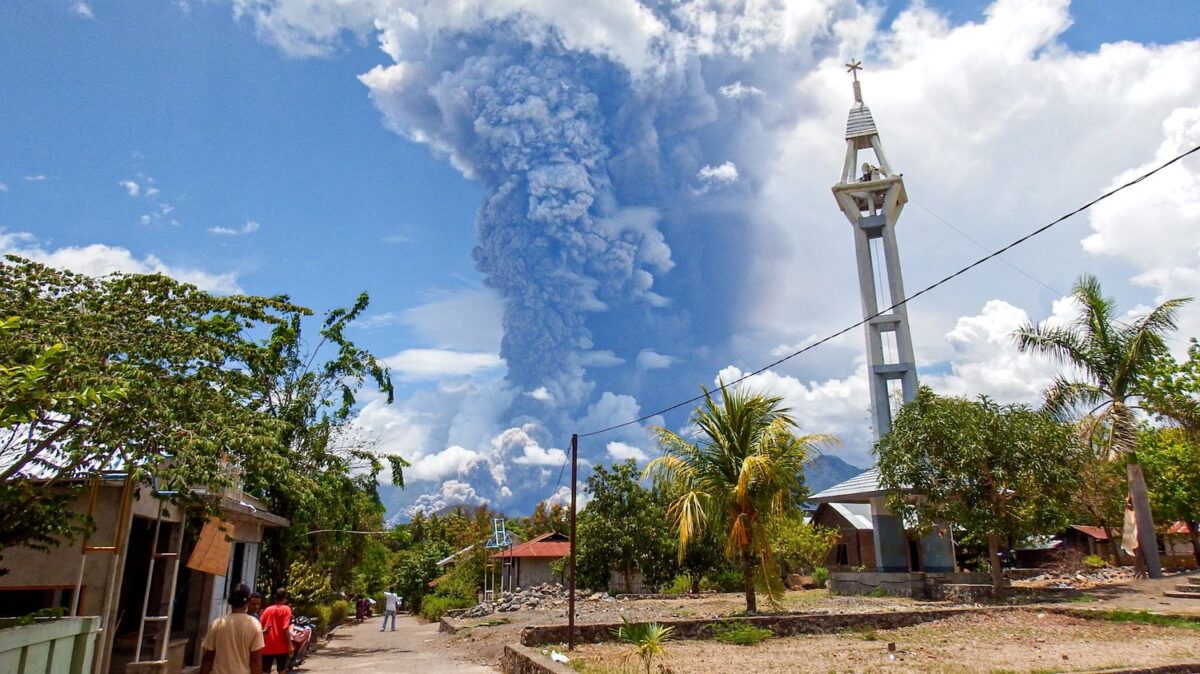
830,571 -> 996,600
520,606 -> 1012,646
501,644 -> 575,674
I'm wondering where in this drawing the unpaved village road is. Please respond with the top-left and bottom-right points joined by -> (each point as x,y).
301,615 -> 499,674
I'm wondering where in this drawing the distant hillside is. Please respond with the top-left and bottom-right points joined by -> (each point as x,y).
805,454 -> 865,496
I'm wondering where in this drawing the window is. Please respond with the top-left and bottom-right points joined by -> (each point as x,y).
836,544 -> 849,566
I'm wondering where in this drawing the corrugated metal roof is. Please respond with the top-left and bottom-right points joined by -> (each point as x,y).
808,467 -> 886,502
1069,525 -> 1110,541
830,503 -> 874,530
846,103 -> 877,139
493,531 -> 570,559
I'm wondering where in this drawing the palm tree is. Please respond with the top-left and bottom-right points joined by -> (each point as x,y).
1014,274 -> 1190,578
644,384 -> 835,612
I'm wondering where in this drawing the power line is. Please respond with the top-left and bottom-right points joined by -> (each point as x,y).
908,197 -> 1063,296
580,143 -> 1200,438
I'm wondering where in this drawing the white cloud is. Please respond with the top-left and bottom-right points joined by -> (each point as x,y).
493,426 -> 567,467
544,483 -> 589,511
719,82 -> 765,99
696,161 -> 739,186
24,175 -> 47,182
606,441 -> 649,463
119,180 -> 140,197
635,349 -> 675,370
0,230 -> 241,294
397,289 -> 504,352
527,386 -> 554,402
208,220 -> 261,236
407,445 -> 482,482
407,479 -> 488,515
71,1 -> 95,19
383,349 -> 504,381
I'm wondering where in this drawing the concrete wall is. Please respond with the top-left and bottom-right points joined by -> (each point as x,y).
514,559 -> 560,589
829,571 -> 992,599
0,618 -> 99,674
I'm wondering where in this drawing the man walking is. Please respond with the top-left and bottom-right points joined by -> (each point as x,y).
380,588 -> 400,632
259,588 -> 294,673
200,583 -> 263,674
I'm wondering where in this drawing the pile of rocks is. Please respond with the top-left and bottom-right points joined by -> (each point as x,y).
1015,566 -> 1134,589
461,583 -> 586,618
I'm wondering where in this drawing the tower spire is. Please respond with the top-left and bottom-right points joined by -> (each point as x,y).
846,59 -> 863,103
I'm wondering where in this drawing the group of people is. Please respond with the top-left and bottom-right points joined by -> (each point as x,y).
199,585 -> 297,674
199,584 -> 405,674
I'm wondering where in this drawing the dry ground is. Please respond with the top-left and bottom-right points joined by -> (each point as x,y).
565,611 -> 1200,674
444,590 -> 939,663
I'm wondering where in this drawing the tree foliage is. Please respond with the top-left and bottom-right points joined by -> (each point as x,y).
877,387 -> 1084,593
576,460 -> 676,592
1139,427 -> 1200,565
769,515 -> 839,574
646,384 -> 834,611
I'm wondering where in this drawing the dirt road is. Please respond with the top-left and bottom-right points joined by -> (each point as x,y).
301,615 -> 499,674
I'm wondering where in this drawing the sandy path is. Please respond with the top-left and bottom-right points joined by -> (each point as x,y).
301,615 -> 499,673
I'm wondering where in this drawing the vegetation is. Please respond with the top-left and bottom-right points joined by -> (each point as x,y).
877,387 -> 1084,594
768,515 -> 839,574
614,617 -> 674,674
1138,427 -> 1200,565
810,566 -> 829,589
1092,610 -> 1200,631
576,460 -> 676,592
647,384 -> 835,612
1014,274 -> 1190,577
419,595 -> 473,621
710,621 -> 774,646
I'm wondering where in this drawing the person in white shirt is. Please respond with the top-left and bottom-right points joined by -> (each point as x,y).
380,588 -> 401,632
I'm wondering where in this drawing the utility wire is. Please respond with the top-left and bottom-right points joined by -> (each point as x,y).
580,143 -> 1200,438
909,197 -> 1062,296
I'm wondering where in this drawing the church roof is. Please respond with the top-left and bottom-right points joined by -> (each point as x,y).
808,466 -> 888,503
846,102 -> 878,139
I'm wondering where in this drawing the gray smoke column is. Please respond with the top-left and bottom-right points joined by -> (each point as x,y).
362,40 -> 674,404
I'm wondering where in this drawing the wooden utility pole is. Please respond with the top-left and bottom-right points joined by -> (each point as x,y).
568,433 -> 578,650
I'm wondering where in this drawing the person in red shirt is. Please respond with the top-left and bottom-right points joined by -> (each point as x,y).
258,588 -> 293,673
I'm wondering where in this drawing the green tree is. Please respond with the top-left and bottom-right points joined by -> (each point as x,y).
577,461 -> 677,592
646,385 -> 834,612
0,257 -> 302,554
769,515 -> 839,574
877,387 -> 1084,594
1139,427 -> 1200,566
392,541 -> 451,612
1014,274 -> 1190,577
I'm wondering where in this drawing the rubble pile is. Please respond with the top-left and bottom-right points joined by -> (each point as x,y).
1014,566 -> 1134,589
461,583 -> 605,618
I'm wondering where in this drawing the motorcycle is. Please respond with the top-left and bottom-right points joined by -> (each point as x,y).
288,615 -> 314,669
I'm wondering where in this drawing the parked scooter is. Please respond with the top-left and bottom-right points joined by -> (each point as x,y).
288,615 -> 314,669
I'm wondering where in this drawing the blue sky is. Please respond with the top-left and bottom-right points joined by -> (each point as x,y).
3,0 -> 1199,518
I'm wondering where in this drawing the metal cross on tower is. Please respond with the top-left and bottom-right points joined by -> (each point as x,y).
830,62 -> 955,573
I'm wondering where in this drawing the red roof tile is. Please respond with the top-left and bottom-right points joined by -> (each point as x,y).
1069,525 -> 1110,540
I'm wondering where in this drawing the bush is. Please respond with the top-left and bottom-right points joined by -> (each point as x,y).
329,599 -> 350,626
811,566 -> 829,589
419,595 -> 473,622
663,574 -> 692,595
306,604 -> 331,633
701,569 -> 743,593
1083,554 -> 1107,569
710,622 -> 773,646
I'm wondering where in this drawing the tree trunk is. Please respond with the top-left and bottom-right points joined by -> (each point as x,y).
987,534 -> 1004,598
1188,519 -> 1200,568
623,561 -> 633,594
690,575 -> 701,595
740,545 -> 757,613
1099,521 -> 1120,565
1127,462 -> 1163,578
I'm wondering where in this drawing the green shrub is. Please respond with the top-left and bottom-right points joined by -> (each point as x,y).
1082,554 -> 1107,569
329,599 -> 350,626
710,622 -> 773,646
811,566 -> 829,589
664,574 -> 692,595
419,595 -> 473,622
306,604 -> 331,633
701,569 -> 743,592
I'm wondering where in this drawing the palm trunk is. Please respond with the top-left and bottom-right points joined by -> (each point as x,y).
1128,462 -> 1163,578
690,575 -> 700,595
987,534 -> 1004,598
740,545 -> 757,613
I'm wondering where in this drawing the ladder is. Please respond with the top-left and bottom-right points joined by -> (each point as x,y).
132,482 -> 186,665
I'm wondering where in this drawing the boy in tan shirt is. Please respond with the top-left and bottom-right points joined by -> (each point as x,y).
200,583 -> 264,674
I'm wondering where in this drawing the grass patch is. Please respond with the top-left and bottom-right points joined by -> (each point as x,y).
857,629 -> 880,641
1067,593 -> 1098,603
470,617 -> 512,627
1092,610 -> 1200,630
866,587 -> 888,598
710,621 -> 774,646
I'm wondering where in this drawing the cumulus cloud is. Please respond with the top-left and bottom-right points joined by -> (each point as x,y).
0,230 -> 241,294
718,82 -> 764,99
119,180 -> 140,197
606,441 -> 649,463
407,445 -> 483,482
71,2 -> 95,19
407,479 -> 489,515
635,349 -> 675,370
383,349 -> 504,381
696,161 -> 739,187
208,220 -> 261,236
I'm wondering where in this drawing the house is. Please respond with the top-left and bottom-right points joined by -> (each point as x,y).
812,503 -> 876,570
0,474 -> 286,674
491,532 -> 569,588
